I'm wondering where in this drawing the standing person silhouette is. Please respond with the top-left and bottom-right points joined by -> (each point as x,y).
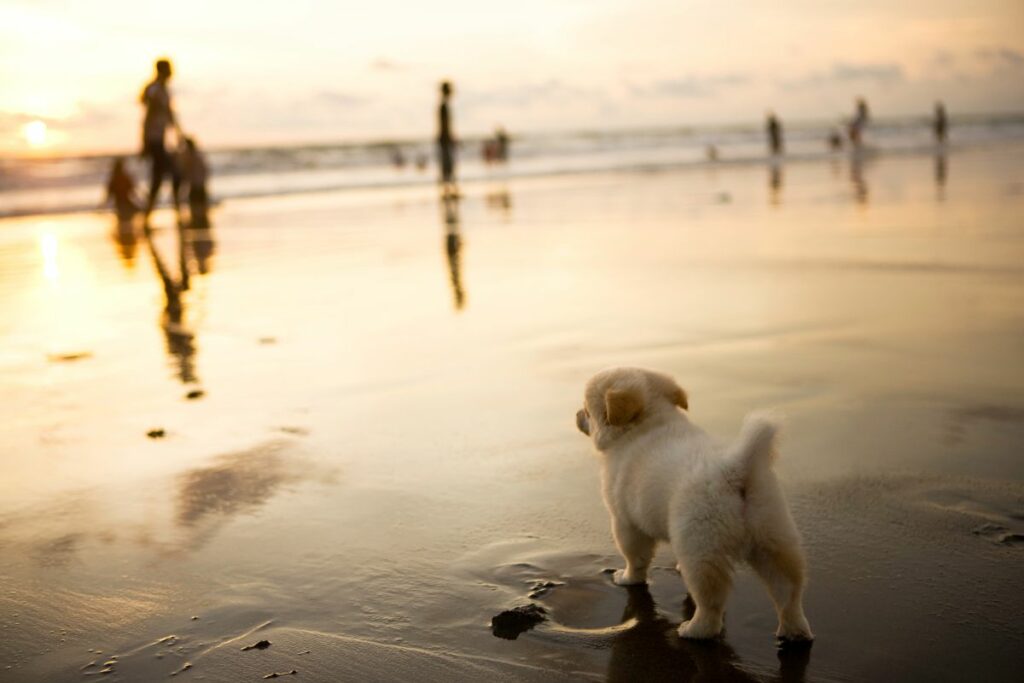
140,58 -> 182,221
437,81 -> 457,196
934,101 -> 948,145
766,111 -> 783,156
848,97 -> 870,149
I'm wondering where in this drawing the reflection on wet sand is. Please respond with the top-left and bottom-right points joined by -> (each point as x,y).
607,586 -> 809,683
190,227 -> 216,274
111,217 -> 139,267
176,442 -> 296,528
144,223 -> 198,384
850,152 -> 869,205
935,152 -> 948,200
768,163 -> 783,206
485,187 -> 513,215
141,214 -> 216,385
441,193 -> 465,311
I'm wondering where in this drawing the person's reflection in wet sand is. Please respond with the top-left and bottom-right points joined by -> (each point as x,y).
934,151 -> 948,201
441,193 -> 466,311
142,224 -> 198,384
607,585 -> 810,683
485,186 -> 513,217
190,227 -> 217,274
111,217 -> 139,267
769,163 -> 783,207
850,152 -> 869,206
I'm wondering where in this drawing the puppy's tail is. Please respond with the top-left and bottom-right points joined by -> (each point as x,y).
724,412 -> 780,486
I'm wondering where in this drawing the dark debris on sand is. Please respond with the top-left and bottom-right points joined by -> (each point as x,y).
242,639 -> 272,651
185,389 -> 205,400
491,603 -> 547,640
47,351 -> 93,362
263,670 -> 297,679
146,428 -> 166,439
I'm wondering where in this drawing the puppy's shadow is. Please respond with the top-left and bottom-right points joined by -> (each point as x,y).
607,586 -> 811,683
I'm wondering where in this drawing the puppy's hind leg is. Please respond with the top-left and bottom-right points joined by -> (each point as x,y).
675,554 -> 732,639
610,519 -> 655,586
749,542 -> 813,641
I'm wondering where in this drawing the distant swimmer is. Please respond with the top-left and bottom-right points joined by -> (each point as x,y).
437,81 -> 457,195
390,145 -> 406,169
495,126 -> 509,161
139,58 -> 182,220
766,111 -> 783,156
828,129 -> 844,152
934,101 -> 948,145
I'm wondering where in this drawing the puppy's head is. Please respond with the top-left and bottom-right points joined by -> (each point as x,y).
576,367 -> 688,451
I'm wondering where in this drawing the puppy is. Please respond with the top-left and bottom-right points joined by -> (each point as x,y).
575,367 -> 813,642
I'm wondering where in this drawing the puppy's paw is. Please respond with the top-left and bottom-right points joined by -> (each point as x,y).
776,626 -> 814,643
611,569 -> 647,586
678,618 -> 722,640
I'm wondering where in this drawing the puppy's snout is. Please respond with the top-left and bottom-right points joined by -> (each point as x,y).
576,409 -> 590,435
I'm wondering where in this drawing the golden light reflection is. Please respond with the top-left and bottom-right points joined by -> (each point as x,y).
33,223 -> 105,356
39,231 -> 59,282
21,120 -> 49,148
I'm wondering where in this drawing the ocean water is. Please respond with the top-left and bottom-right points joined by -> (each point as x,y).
2,114 -> 1023,219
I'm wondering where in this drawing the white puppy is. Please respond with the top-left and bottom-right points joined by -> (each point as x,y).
575,367 -> 813,642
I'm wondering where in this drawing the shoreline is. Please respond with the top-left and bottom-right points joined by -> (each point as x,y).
2,137 -> 1015,224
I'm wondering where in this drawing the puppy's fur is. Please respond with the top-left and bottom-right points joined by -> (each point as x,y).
576,367 -> 812,641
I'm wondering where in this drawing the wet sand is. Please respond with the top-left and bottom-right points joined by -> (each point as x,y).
1,144 -> 1023,682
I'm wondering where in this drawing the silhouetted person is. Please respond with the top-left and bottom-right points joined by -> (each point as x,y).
441,194 -> 465,310
179,136 -> 210,229
706,145 -> 719,162
482,139 -> 498,164
140,59 -> 182,221
934,101 -> 948,145
848,97 -> 870,148
766,111 -> 784,156
105,157 -> 140,221
389,145 -> 406,169
495,126 -> 509,161
437,81 -> 457,194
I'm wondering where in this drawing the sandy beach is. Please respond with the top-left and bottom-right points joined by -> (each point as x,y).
2,143 -> 1024,682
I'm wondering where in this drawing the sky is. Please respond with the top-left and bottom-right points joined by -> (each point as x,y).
1,0 -> 1023,154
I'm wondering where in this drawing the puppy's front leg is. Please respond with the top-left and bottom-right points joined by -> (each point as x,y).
611,518 -> 655,586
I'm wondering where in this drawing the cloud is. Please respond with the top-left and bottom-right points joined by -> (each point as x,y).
461,79 -> 601,109
974,47 -> 1024,71
316,90 -> 369,107
781,61 -> 905,90
629,73 -> 752,98
370,57 -> 403,71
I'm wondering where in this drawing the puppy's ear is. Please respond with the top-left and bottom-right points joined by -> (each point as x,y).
671,386 -> 688,410
605,387 -> 644,426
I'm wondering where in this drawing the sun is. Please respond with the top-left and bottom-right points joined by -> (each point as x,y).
21,120 -> 48,148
